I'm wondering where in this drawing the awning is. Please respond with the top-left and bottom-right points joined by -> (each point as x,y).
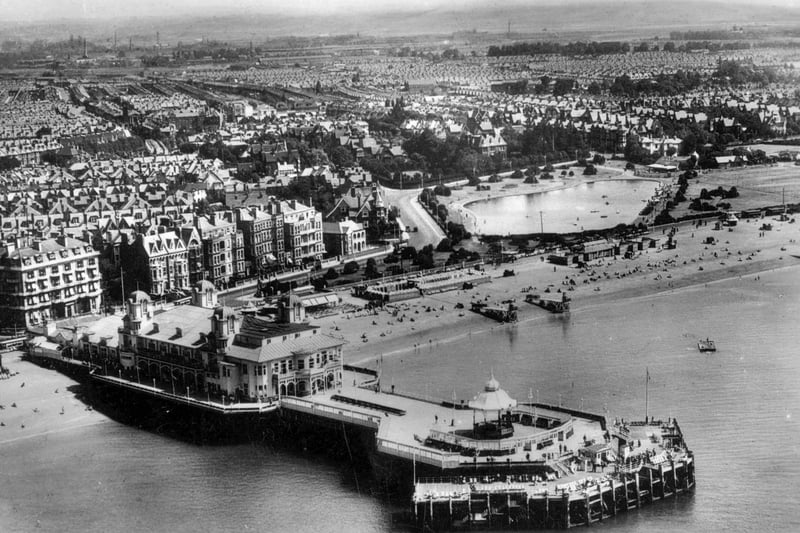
301,294 -> 340,307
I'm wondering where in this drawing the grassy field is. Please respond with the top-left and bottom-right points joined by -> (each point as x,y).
671,162 -> 800,219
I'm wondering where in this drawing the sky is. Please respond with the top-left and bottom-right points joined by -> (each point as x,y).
1,0 -> 798,22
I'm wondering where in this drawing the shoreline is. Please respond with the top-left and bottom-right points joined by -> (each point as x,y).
335,214 -> 800,367
0,352 -> 109,447
348,258 -> 800,368
1,207 -> 797,445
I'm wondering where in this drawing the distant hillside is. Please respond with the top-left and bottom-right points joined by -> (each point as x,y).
1,1 -> 798,44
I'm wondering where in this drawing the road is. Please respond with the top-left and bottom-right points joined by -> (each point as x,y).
382,186 -> 445,249
381,162 -> 595,249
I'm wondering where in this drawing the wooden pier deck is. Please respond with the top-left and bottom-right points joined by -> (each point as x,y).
88,367 -> 694,530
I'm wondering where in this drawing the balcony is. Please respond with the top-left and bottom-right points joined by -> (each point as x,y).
135,348 -> 206,370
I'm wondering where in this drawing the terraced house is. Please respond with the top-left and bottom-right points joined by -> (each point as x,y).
235,205 -> 283,273
127,231 -> 190,296
281,200 -> 324,266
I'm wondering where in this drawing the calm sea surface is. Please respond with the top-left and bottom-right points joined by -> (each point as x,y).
465,179 -> 660,234
2,267 -> 799,532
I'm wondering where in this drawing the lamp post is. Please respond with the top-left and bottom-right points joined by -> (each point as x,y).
451,388 -> 456,427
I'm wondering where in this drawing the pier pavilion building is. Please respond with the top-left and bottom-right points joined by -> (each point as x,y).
87,280 -> 344,401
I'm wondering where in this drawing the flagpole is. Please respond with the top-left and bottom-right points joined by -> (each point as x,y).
645,367 -> 649,423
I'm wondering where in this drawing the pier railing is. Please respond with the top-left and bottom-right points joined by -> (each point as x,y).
92,373 -> 278,414
376,437 -> 463,469
279,396 -> 383,428
427,419 -> 573,453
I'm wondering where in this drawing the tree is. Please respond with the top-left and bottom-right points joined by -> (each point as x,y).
433,184 -> 452,196
343,261 -> 359,274
446,222 -> 471,244
195,198 -> 214,217
401,246 -> 418,262
436,238 -> 452,252
441,48 -> 461,60
587,81 -> 602,95
178,143 -> 196,154
329,145 -> 354,169
0,157 -> 21,171
552,78 -> 575,96
583,165 -> 597,176
624,134 -> 650,164
415,246 -> 435,269
510,169 -> 524,179
324,267 -> 339,280
364,258 -> 380,279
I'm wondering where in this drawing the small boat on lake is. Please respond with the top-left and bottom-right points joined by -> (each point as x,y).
698,338 -> 716,352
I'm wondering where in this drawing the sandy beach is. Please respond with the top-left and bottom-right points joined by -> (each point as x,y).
314,212 -> 800,367
0,351 -> 109,447
0,210 -> 797,443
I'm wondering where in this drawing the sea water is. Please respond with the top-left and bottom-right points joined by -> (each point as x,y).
1,267 -> 798,532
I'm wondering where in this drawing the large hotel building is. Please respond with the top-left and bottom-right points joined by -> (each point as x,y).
0,236 -> 102,329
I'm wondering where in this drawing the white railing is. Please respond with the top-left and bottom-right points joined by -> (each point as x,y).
279,396 -> 382,428
91,374 -> 278,413
376,438 -> 462,469
427,418 -> 574,452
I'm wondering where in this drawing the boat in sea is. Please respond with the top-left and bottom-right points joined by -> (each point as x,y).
698,339 -> 716,352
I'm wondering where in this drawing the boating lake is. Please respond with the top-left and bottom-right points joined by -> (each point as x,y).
1,266 -> 799,532
463,179 -> 661,235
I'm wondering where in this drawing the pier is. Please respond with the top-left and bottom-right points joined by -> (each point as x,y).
84,365 -> 693,530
